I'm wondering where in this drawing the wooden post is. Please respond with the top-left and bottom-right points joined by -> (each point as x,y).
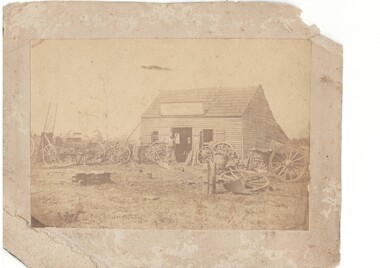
52,104 -> 58,133
212,161 -> 217,194
126,122 -> 141,142
42,102 -> 51,133
207,161 -> 210,194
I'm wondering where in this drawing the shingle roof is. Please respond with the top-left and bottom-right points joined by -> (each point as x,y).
142,86 -> 260,118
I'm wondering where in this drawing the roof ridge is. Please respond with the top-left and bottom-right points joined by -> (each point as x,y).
142,86 -> 261,118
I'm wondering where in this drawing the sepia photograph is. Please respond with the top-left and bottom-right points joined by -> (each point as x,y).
30,38 -> 311,230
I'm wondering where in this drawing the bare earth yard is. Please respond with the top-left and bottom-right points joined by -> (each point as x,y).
31,163 -> 309,230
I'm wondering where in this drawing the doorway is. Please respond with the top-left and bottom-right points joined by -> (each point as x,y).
172,127 -> 192,162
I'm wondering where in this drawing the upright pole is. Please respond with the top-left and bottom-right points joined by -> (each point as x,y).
42,102 -> 51,133
52,104 -> 58,133
38,102 -> 51,162
212,161 -> 217,194
207,161 -> 210,194
126,122 -> 141,142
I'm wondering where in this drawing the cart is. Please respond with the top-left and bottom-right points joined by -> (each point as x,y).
246,137 -> 309,182
198,142 -> 239,166
104,141 -> 132,164
41,133 -> 105,166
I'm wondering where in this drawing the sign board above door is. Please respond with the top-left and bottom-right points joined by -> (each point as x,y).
160,103 -> 204,116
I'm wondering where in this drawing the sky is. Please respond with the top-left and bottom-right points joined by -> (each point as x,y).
31,39 -> 311,139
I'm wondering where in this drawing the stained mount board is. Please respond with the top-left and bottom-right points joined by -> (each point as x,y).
3,2 -> 342,267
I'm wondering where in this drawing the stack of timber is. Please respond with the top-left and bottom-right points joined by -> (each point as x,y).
185,150 -> 199,166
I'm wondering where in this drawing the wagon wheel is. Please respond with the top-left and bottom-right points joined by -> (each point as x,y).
148,141 -> 168,162
212,142 -> 239,161
269,145 -> 307,182
221,169 -> 269,192
110,145 -> 131,164
197,146 -> 214,164
243,171 -> 270,191
42,144 -> 60,166
60,148 -> 81,166
83,142 -> 105,165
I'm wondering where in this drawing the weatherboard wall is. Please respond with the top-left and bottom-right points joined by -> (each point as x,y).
242,87 -> 288,157
140,117 -> 243,157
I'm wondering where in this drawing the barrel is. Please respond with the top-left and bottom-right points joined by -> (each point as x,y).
214,153 -> 228,170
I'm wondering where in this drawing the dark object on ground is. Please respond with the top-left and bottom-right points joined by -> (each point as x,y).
224,180 -> 255,195
72,172 -> 113,185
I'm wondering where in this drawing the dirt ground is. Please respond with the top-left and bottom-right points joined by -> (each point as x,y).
31,162 -> 309,230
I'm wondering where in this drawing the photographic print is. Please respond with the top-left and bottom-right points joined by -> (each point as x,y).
30,38 -> 311,230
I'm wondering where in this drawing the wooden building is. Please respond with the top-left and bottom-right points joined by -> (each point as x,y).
141,86 -> 288,162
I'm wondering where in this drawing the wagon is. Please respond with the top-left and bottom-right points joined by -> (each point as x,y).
198,137 -> 308,182
104,141 -> 132,164
144,137 -> 240,166
198,142 -> 271,193
245,137 -> 309,182
41,133 -> 105,166
198,142 -> 239,166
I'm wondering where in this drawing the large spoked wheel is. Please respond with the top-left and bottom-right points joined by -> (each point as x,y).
110,145 -> 131,164
269,145 -> 307,182
244,172 -> 270,191
83,142 -> 106,165
197,146 -> 214,164
42,144 -> 60,166
221,169 -> 269,193
212,142 -> 239,162
148,141 -> 168,162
